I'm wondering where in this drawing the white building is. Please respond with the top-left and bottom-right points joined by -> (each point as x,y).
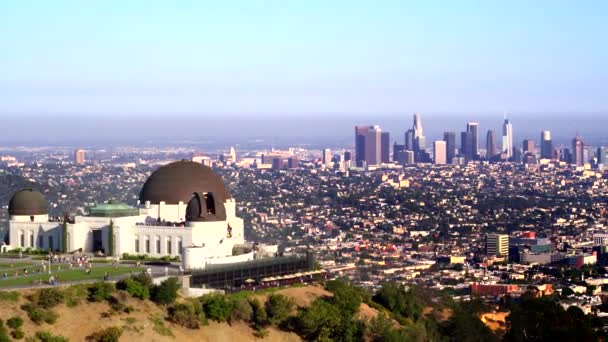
5,161 -> 248,270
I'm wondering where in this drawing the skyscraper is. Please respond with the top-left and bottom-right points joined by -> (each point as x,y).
229,147 -> 237,163
486,130 -> 497,159
523,139 -> 536,154
466,122 -> 479,159
74,149 -> 86,164
540,131 -> 552,160
322,148 -> 332,166
412,113 -> 426,160
443,132 -> 456,164
486,234 -> 509,256
354,125 -> 385,166
404,129 -> 415,151
502,118 -> 513,160
381,132 -> 390,164
460,131 -> 474,161
597,147 -> 608,165
572,136 -> 585,166
433,141 -> 447,165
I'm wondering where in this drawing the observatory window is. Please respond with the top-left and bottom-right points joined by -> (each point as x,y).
145,236 -> 150,253
204,193 -> 216,215
156,236 -> 161,254
134,236 -> 140,253
29,233 -> 34,248
166,238 -> 172,255
19,231 -> 24,247
38,236 -> 43,249
30,216 -> 34,222
178,238 -> 183,254
48,236 -> 53,251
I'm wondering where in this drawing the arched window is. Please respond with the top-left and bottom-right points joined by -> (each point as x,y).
134,236 -> 140,253
166,238 -> 172,255
29,233 -> 34,248
177,237 -> 183,254
19,231 -> 24,247
156,236 -> 161,254
145,236 -> 150,253
204,193 -> 216,215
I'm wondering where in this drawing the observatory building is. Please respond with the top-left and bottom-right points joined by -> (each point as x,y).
5,161 -> 250,269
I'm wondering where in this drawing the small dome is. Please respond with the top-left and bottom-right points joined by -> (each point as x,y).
139,161 -> 231,205
9,189 -> 49,216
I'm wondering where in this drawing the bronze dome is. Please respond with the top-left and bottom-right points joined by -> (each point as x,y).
139,161 -> 231,205
9,189 -> 49,216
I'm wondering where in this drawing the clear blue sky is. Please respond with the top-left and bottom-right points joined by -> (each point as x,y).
0,0 -> 606,115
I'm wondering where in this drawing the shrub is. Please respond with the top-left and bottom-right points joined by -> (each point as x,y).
35,331 -> 68,342
266,294 -> 295,326
63,284 -> 89,307
117,278 -> 150,300
20,304 -> 58,325
249,298 -> 268,328
37,288 -> 64,309
201,294 -> 233,322
86,326 -> 123,342
89,282 -> 115,302
168,302 -> 203,329
6,317 -> 23,330
10,329 -> 24,340
0,291 -> 20,303
0,319 -> 8,342
231,297 -> 253,322
151,278 -> 179,305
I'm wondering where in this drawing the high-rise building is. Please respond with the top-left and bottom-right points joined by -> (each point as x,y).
404,129 -> 415,151
228,147 -> 237,163
354,125 -> 385,166
502,118 -> 513,160
443,132 -> 456,164
287,157 -> 299,169
460,131 -> 474,161
272,158 -> 284,170
523,139 -> 536,154
322,148 -> 332,166
572,136 -> 585,166
74,149 -> 86,164
412,113 -> 426,160
381,132 -> 390,164
486,130 -> 497,159
466,122 -> 479,159
540,131 -> 552,160
597,147 -> 608,165
393,143 -> 407,164
433,141 -> 447,165
486,234 -> 509,256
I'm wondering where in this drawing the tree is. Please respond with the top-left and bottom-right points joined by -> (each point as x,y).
201,294 -> 233,322
325,280 -> 363,315
151,277 -> 179,305
266,294 -> 295,326
372,282 -> 423,321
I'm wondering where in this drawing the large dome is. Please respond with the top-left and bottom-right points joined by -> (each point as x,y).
9,189 -> 49,216
139,161 -> 231,205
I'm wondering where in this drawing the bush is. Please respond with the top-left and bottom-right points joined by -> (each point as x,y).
20,304 -> 58,325
0,319 -> 8,342
168,302 -> 204,329
10,329 -> 24,340
6,317 -> 23,330
35,331 -> 68,342
117,278 -> 150,300
63,284 -> 89,307
37,288 -> 64,309
151,278 -> 179,305
89,282 -> 115,302
231,297 -> 253,322
86,326 -> 123,342
325,280 -> 363,315
0,291 -> 20,303
266,294 -> 295,326
201,294 -> 233,322
249,298 -> 268,328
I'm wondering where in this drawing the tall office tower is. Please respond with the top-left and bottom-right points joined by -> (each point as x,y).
523,139 -> 536,154
287,156 -> 299,169
381,132 -> 390,164
486,234 -> 509,256
404,151 -> 415,164
322,148 -> 332,166
393,143 -> 407,164
486,130 -> 497,159
412,113 -> 426,159
443,132 -> 456,164
502,118 -> 513,160
540,131 -> 552,159
562,148 -> 573,164
355,125 -> 382,166
228,147 -> 237,163
466,122 -> 479,159
404,129 -> 415,151
272,158 -> 284,170
433,141 -> 447,165
597,147 -> 608,165
572,136 -> 585,166
74,149 -> 86,164
460,131 -> 474,161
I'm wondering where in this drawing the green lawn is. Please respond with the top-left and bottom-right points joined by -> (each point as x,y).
0,262 -> 34,270
0,266 -> 144,288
